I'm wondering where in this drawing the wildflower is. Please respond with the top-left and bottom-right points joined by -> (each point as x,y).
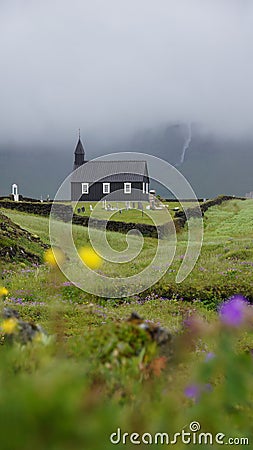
1,318 -> 18,334
205,352 -> 215,362
44,248 -> 65,267
0,287 -> 8,297
78,246 -> 102,269
218,295 -> 248,327
184,383 -> 212,401
184,384 -> 200,401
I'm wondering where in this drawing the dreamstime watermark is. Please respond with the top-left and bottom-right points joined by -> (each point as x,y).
109,421 -> 249,446
49,152 -> 203,297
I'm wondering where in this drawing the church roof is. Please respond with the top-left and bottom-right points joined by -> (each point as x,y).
74,138 -> 85,155
71,160 -> 148,183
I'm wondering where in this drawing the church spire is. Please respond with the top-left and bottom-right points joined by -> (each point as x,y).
73,130 -> 86,170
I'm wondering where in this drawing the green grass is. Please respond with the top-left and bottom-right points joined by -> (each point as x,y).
3,200 -> 253,305
73,200 -> 200,224
1,199 -> 253,448
74,201 -> 174,225
1,209 -> 51,244
204,198 -> 253,237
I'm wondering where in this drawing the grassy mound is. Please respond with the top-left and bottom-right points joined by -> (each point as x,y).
0,212 -> 48,267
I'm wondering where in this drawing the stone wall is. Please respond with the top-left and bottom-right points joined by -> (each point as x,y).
72,215 -> 175,238
0,200 -> 175,238
0,195 -> 246,237
0,200 -> 72,222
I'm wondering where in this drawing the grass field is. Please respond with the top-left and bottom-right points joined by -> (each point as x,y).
4,199 -> 253,304
1,199 -> 253,449
73,200 -> 200,224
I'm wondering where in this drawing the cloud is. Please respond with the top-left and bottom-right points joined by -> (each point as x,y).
1,0 -> 253,147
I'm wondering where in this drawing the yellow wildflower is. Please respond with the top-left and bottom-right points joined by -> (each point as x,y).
0,287 -> 8,297
44,248 -> 65,267
1,318 -> 18,334
33,332 -> 43,343
78,246 -> 102,270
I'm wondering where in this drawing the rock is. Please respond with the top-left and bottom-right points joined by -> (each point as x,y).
126,312 -> 172,345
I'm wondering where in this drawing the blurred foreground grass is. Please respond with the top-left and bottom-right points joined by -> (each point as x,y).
1,200 -> 253,448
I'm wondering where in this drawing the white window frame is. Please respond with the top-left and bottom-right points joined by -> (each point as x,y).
103,182 -> 110,194
124,182 -> 132,194
81,183 -> 89,194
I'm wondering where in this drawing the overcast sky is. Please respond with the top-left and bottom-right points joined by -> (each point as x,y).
1,0 -> 253,150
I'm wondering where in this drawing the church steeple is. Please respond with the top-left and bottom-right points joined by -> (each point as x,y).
73,130 -> 86,170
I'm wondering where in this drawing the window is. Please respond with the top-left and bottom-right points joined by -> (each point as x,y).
143,182 -> 145,194
81,183 -> 89,194
103,183 -> 110,194
124,182 -> 131,194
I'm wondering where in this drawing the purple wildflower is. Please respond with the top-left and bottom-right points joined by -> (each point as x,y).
205,352 -> 215,362
218,295 -> 248,327
184,384 -> 200,400
184,383 -> 212,401
9,297 -> 23,304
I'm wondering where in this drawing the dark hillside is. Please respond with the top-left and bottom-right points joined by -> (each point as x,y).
0,212 -> 48,266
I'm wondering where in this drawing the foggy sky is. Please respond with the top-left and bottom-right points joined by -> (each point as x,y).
1,0 -> 253,150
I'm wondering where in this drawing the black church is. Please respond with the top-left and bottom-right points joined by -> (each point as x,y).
71,135 -> 149,202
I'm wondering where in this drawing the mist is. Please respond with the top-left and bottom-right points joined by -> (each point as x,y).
1,0 -> 253,149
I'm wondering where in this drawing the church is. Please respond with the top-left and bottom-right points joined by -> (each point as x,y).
70,135 -> 150,202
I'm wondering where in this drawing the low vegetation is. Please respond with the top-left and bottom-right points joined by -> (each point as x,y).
0,198 -> 253,449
